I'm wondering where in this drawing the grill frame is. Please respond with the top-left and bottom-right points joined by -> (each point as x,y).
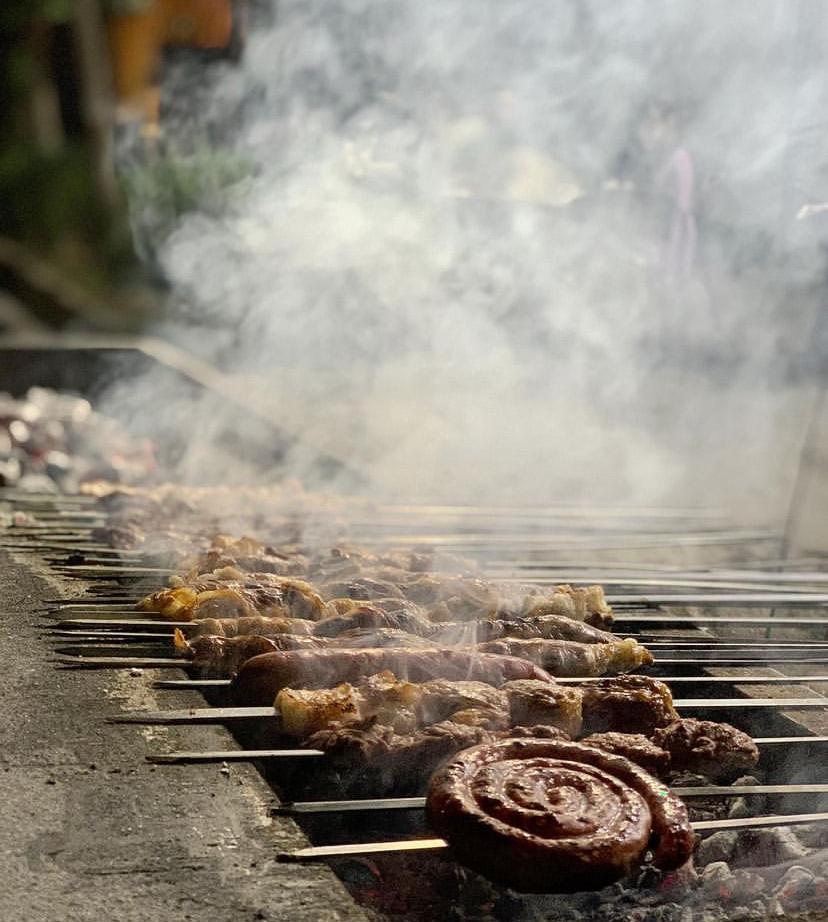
4,490 -> 828,920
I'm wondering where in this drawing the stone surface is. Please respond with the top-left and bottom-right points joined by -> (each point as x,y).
0,549 -> 369,922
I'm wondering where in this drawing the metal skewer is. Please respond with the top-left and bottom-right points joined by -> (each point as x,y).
45,613 -> 828,628
144,735 -> 828,764
271,783 -> 828,816
151,675 -> 828,691
113,697 -> 828,726
277,813 -> 828,862
58,654 -> 828,668
47,630 -> 828,650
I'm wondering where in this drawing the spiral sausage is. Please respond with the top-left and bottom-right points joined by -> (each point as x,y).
426,738 -> 695,892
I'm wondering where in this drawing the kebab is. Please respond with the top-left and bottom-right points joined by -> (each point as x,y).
276,674 -> 672,741
136,571 -> 328,621
294,703 -> 758,795
167,607 -> 618,641
228,647 -> 555,706
174,630 -> 652,679
312,574 -> 613,626
136,565 -> 613,630
273,672 -> 759,782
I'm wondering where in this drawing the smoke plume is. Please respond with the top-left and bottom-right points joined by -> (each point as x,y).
112,0 -> 828,519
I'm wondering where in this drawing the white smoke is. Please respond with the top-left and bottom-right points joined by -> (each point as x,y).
113,0 -> 828,519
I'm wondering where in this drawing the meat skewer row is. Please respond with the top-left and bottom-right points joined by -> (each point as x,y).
301,714 -> 757,798
277,673 -> 669,742
273,673 -> 759,782
136,569 -> 613,628
173,606 -> 617,647
180,542 -> 478,584
427,738 -> 696,892
313,604 -> 616,643
136,572 -> 328,622
175,632 -> 652,679
229,647 -> 555,706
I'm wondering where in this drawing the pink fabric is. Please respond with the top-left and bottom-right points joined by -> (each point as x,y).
670,148 -> 694,213
661,147 -> 696,277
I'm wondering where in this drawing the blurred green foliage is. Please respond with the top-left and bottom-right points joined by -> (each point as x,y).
122,148 -> 251,245
0,0 -> 248,314
0,0 -> 142,301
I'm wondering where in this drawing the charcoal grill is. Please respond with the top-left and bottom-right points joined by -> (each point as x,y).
3,488 -> 828,921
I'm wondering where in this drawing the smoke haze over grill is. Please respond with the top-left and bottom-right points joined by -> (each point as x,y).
111,0 -> 828,518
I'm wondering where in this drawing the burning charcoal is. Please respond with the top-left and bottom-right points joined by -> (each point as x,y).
702,864 -> 765,905
795,824 -> 828,850
764,897 -> 786,916
731,827 -> 810,868
701,861 -> 734,892
727,797 -> 762,819
773,865 -> 817,910
696,832 -> 738,866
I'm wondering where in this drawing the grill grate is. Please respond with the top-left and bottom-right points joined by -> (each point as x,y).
4,490 -> 828,918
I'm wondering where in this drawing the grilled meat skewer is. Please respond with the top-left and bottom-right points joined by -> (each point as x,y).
136,572 -> 327,621
230,648 -> 554,706
175,631 -> 651,679
137,568 -> 612,628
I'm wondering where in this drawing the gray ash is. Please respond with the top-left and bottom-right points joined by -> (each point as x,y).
344,826 -> 828,922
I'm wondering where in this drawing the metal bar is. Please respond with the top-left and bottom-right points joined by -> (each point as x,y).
754,735 -> 828,744
279,839 -> 449,861
45,608 -> 828,625
54,618 -> 175,630
692,813 -> 828,832
273,784 -> 828,815
56,656 -> 187,668
117,697 -> 827,726
153,678 -> 230,689
560,675 -> 828,685
673,697 -> 827,709
495,577 -> 827,592
50,631 -> 174,641
275,797 -> 427,814
143,736 -> 828,765
114,707 -> 275,723
641,642 -> 828,648
54,566 -> 172,577
655,657 -> 828,664
152,675 -> 828,692
485,567 -> 828,583
614,615 -> 828,625
54,563 -> 174,574
346,530 -> 780,545
148,749 -> 323,763
58,654 -> 828,670
605,594 -> 828,606
277,813 -> 828,861
48,631 -> 828,650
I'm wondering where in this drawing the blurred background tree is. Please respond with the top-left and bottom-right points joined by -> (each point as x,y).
0,0 -> 249,331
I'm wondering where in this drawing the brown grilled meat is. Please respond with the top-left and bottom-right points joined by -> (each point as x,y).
653,718 -> 759,781
312,602 -> 434,638
231,648 -> 555,706
476,637 -> 651,677
426,738 -> 694,892
306,717 -> 505,794
176,628 -> 442,674
174,633 -> 285,677
576,676 -> 678,735
581,732 -> 673,778
136,572 -> 326,622
186,615 -> 316,638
